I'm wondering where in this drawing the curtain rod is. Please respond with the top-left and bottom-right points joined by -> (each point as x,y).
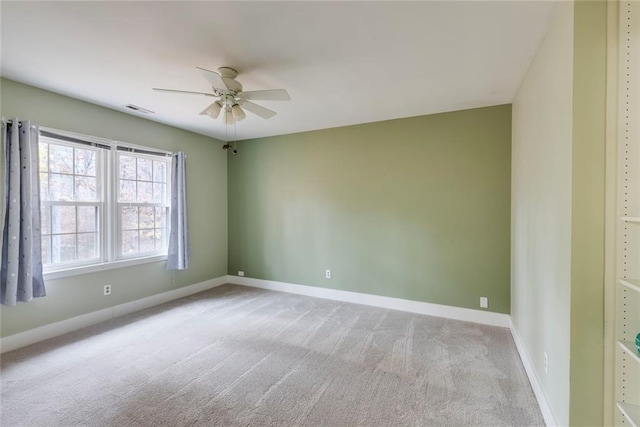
1,118 -> 24,128
4,120 -> 177,158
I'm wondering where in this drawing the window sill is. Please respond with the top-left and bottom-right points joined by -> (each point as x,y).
43,255 -> 168,280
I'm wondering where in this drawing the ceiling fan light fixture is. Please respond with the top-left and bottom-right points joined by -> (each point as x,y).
201,101 -> 222,119
231,104 -> 246,121
222,107 -> 235,125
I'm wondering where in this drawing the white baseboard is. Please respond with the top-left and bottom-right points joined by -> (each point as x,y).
229,276 -> 511,328
509,320 -> 559,426
0,275 -> 231,354
111,275 -> 231,318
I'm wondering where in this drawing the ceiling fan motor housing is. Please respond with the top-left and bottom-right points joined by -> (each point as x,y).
218,67 -> 242,94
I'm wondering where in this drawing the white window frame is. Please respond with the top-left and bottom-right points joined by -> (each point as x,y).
113,150 -> 171,261
40,128 -> 173,280
39,136 -> 107,271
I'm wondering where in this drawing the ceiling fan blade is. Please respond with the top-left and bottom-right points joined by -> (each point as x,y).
240,101 -> 277,119
196,67 -> 228,90
240,89 -> 291,101
153,88 -> 214,96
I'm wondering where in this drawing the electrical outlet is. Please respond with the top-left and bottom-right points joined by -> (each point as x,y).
103,284 -> 112,296
325,269 -> 331,279
238,271 -> 245,277
480,297 -> 488,308
543,351 -> 549,375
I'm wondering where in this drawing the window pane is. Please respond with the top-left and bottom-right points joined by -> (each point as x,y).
155,207 -> 167,229
41,235 -> 51,265
154,229 -> 166,250
77,233 -> 97,260
49,144 -> 73,174
41,205 -> 51,235
119,180 -> 136,202
52,234 -> 76,263
77,206 -> 97,233
39,139 -> 105,268
75,176 -> 97,201
139,206 -> 154,229
121,207 -> 138,230
121,230 -> 138,254
137,182 -> 153,203
137,158 -> 152,181
153,161 -> 167,183
52,205 -> 76,234
49,174 -> 74,201
39,172 -> 50,201
39,143 -> 48,172
153,183 -> 166,204
74,148 -> 96,176
119,155 -> 136,179
139,229 -> 155,252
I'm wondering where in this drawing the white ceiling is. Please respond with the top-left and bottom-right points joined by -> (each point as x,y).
1,1 -> 558,141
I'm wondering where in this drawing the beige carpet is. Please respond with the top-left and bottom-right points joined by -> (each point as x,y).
1,284 -> 544,426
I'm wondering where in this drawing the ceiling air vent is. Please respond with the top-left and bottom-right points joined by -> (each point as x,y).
124,104 -> 155,114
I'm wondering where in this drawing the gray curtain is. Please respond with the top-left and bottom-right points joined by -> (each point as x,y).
167,151 -> 190,270
1,118 -> 45,305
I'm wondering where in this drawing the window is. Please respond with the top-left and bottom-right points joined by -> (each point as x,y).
117,152 -> 169,258
38,129 -> 172,276
39,135 -> 104,268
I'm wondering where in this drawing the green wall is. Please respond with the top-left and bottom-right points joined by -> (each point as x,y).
0,78 -> 228,337
569,0 -> 607,424
228,105 -> 512,313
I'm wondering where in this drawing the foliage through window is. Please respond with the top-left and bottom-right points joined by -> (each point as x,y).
39,136 -> 103,267
38,130 -> 171,273
117,153 -> 169,257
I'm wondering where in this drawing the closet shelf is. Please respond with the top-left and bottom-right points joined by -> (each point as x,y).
618,340 -> 640,364
617,402 -> 640,427
620,278 -> 640,293
620,216 -> 640,223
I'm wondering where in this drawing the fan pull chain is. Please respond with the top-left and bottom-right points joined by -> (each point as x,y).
233,122 -> 238,154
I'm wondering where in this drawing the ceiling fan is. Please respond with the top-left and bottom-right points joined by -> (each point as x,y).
152,67 -> 290,125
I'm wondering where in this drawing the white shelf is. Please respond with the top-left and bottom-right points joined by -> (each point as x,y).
620,279 -> 640,293
619,340 -> 640,364
618,402 -> 640,427
621,216 -> 640,223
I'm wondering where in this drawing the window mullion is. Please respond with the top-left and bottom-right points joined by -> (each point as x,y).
108,148 -> 116,263
75,204 -> 78,261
